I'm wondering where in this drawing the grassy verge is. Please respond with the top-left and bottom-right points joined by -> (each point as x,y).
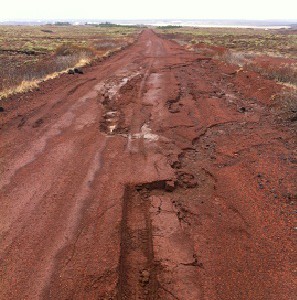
156,27 -> 297,58
0,25 -> 141,100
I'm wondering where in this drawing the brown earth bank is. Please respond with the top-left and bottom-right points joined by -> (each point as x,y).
0,29 -> 296,300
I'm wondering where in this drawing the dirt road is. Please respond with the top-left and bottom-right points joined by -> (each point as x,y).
0,30 -> 296,299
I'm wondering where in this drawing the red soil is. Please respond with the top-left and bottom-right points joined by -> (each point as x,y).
0,30 -> 296,300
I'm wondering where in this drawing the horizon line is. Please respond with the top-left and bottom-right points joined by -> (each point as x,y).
1,18 -> 297,21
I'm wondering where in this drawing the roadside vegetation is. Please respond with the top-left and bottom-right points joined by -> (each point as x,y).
157,26 -> 297,123
156,27 -> 297,57
0,25 -> 141,99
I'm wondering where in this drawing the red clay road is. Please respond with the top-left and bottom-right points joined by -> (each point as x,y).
0,30 -> 296,299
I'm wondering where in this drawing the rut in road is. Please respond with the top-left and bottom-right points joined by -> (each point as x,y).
117,185 -> 158,299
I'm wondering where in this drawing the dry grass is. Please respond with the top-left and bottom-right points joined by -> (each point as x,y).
273,89 -> 297,124
0,46 -> 125,100
54,43 -> 96,57
246,63 -> 297,85
220,50 -> 297,120
157,27 -> 297,59
218,50 -> 255,67
0,80 -> 39,100
0,55 -> 85,99
0,25 -> 140,100
0,43 -> 127,100
218,50 -> 297,85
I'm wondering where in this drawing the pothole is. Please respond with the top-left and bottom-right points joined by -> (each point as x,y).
103,111 -> 120,134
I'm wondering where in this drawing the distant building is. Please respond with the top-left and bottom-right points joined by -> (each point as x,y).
54,21 -> 71,26
99,21 -> 114,26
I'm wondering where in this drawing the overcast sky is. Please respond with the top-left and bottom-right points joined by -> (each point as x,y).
0,0 -> 296,20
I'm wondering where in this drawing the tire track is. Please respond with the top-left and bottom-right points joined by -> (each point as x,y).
117,185 -> 158,299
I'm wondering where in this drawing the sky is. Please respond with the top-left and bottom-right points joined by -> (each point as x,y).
0,0 -> 296,21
